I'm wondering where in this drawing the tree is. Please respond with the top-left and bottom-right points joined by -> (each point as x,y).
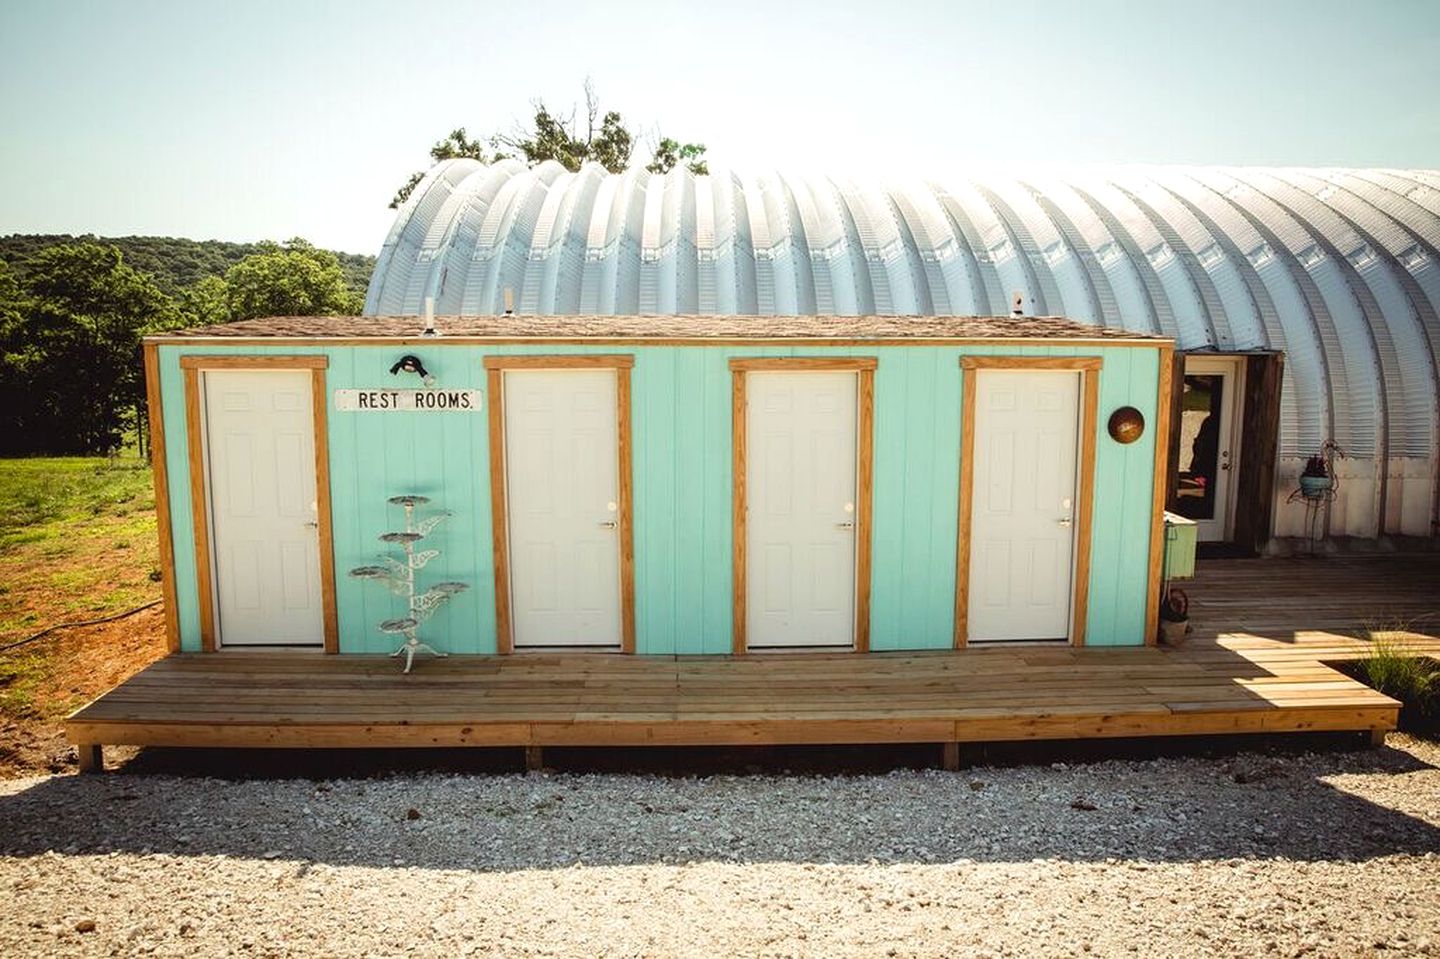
389,129 -> 490,209
389,82 -> 708,207
647,137 -> 709,176
0,243 -> 181,454
174,274 -> 229,327
222,238 -> 363,321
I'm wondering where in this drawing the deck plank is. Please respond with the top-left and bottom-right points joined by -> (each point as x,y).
64,556 -> 1440,756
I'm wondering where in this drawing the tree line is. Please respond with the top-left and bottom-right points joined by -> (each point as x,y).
0,237 -> 370,456
391,81 -> 708,207
2,83 -> 707,457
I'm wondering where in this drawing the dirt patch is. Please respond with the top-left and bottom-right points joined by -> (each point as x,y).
0,604 -> 164,777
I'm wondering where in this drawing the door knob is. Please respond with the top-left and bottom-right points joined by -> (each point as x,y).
1057,518 -> 1073,528
597,520 -> 618,530
836,521 -> 855,530
304,520 -> 319,529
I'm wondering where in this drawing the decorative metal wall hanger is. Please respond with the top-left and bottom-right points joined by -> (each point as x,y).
389,355 -> 435,386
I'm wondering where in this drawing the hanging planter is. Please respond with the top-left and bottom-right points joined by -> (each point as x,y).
1298,442 -> 1343,499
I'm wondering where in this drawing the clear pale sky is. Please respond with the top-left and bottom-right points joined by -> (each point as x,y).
2,0 -> 1437,254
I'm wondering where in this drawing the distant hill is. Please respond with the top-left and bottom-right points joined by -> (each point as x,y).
0,234 -> 375,298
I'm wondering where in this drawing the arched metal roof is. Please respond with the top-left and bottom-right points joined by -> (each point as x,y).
366,160 -> 1440,470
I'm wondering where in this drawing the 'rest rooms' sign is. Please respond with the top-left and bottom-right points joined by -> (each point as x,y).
333,389 -> 482,412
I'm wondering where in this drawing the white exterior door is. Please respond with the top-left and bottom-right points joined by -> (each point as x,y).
746,371 -> 858,648
968,370 -> 1081,642
1175,356 -> 1243,542
202,370 -> 325,647
504,370 -> 622,648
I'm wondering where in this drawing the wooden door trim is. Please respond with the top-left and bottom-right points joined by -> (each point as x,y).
180,355 -> 337,654
1144,345 -> 1176,646
955,356 -> 1101,648
485,356 -> 637,655
730,357 -> 877,655
482,354 -> 635,371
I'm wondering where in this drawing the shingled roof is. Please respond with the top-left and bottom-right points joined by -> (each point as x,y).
153,314 -> 1167,343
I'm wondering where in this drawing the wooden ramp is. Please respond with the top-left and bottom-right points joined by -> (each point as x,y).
66,556 -> 1440,769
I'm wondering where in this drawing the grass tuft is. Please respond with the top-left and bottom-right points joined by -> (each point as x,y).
1352,619 -> 1439,736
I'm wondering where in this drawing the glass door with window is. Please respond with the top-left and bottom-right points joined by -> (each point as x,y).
1174,358 -> 1243,542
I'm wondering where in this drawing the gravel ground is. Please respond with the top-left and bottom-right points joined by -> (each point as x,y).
2,738 -> 1439,957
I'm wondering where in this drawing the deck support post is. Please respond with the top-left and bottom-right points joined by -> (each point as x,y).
524,745 -> 545,773
1369,728 -> 1388,748
941,742 -> 962,772
76,743 -> 104,774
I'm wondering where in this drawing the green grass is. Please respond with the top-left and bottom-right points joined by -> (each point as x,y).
1351,622 -> 1440,736
0,454 -> 162,721
0,455 -> 154,549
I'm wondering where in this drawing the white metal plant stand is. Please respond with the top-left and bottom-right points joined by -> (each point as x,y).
349,495 -> 468,673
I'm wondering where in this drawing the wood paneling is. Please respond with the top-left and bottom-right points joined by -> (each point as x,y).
181,367 -> 216,653
1234,352 -> 1285,554
729,357 -> 880,372
485,367 -> 512,654
731,369 -> 748,655
143,344 -> 181,653
156,342 -> 1164,656
1070,365 -> 1100,648
1164,350 -> 1186,512
482,354 -> 636,370
961,356 -> 1104,372
1144,345 -> 1176,646
855,368 -> 875,653
617,365 -> 636,655
953,364 -> 979,648
309,368 -> 339,654
178,355 -> 328,370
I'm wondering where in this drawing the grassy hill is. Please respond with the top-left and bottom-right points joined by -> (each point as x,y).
0,233 -> 375,297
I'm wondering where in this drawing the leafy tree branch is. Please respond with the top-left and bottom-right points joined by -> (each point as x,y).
389,81 -> 708,208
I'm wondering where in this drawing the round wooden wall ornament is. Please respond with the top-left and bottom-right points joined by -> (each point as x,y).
1107,406 -> 1146,444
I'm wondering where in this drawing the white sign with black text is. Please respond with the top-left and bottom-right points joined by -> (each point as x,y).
333,389 -> 482,413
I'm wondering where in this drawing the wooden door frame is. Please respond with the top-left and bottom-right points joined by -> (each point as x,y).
729,357 -> 877,655
179,355 -> 338,654
954,356 -> 1101,648
483,355 -> 637,655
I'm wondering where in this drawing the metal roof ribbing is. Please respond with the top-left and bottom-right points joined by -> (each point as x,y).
366,160 -> 1440,473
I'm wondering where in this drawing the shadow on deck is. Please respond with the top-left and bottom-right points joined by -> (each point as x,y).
61,556 -> 1440,773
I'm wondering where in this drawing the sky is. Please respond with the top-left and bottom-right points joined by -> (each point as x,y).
1,0 -> 1437,255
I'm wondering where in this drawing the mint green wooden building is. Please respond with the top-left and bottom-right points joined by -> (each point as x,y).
142,313 -> 1173,660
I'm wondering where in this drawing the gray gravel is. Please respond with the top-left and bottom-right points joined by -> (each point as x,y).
3,738 -> 1439,957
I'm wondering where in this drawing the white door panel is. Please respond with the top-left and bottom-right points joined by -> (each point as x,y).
203,370 -> 324,647
505,370 -> 622,647
747,372 -> 857,648
968,370 -> 1080,642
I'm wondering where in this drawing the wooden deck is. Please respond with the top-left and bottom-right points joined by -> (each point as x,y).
66,556 -> 1440,768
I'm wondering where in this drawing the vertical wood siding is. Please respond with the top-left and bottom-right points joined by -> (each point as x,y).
157,341 -> 1161,654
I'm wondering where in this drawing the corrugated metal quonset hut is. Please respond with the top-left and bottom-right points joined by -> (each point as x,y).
365,160 -> 1440,551
142,314 -> 1172,656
